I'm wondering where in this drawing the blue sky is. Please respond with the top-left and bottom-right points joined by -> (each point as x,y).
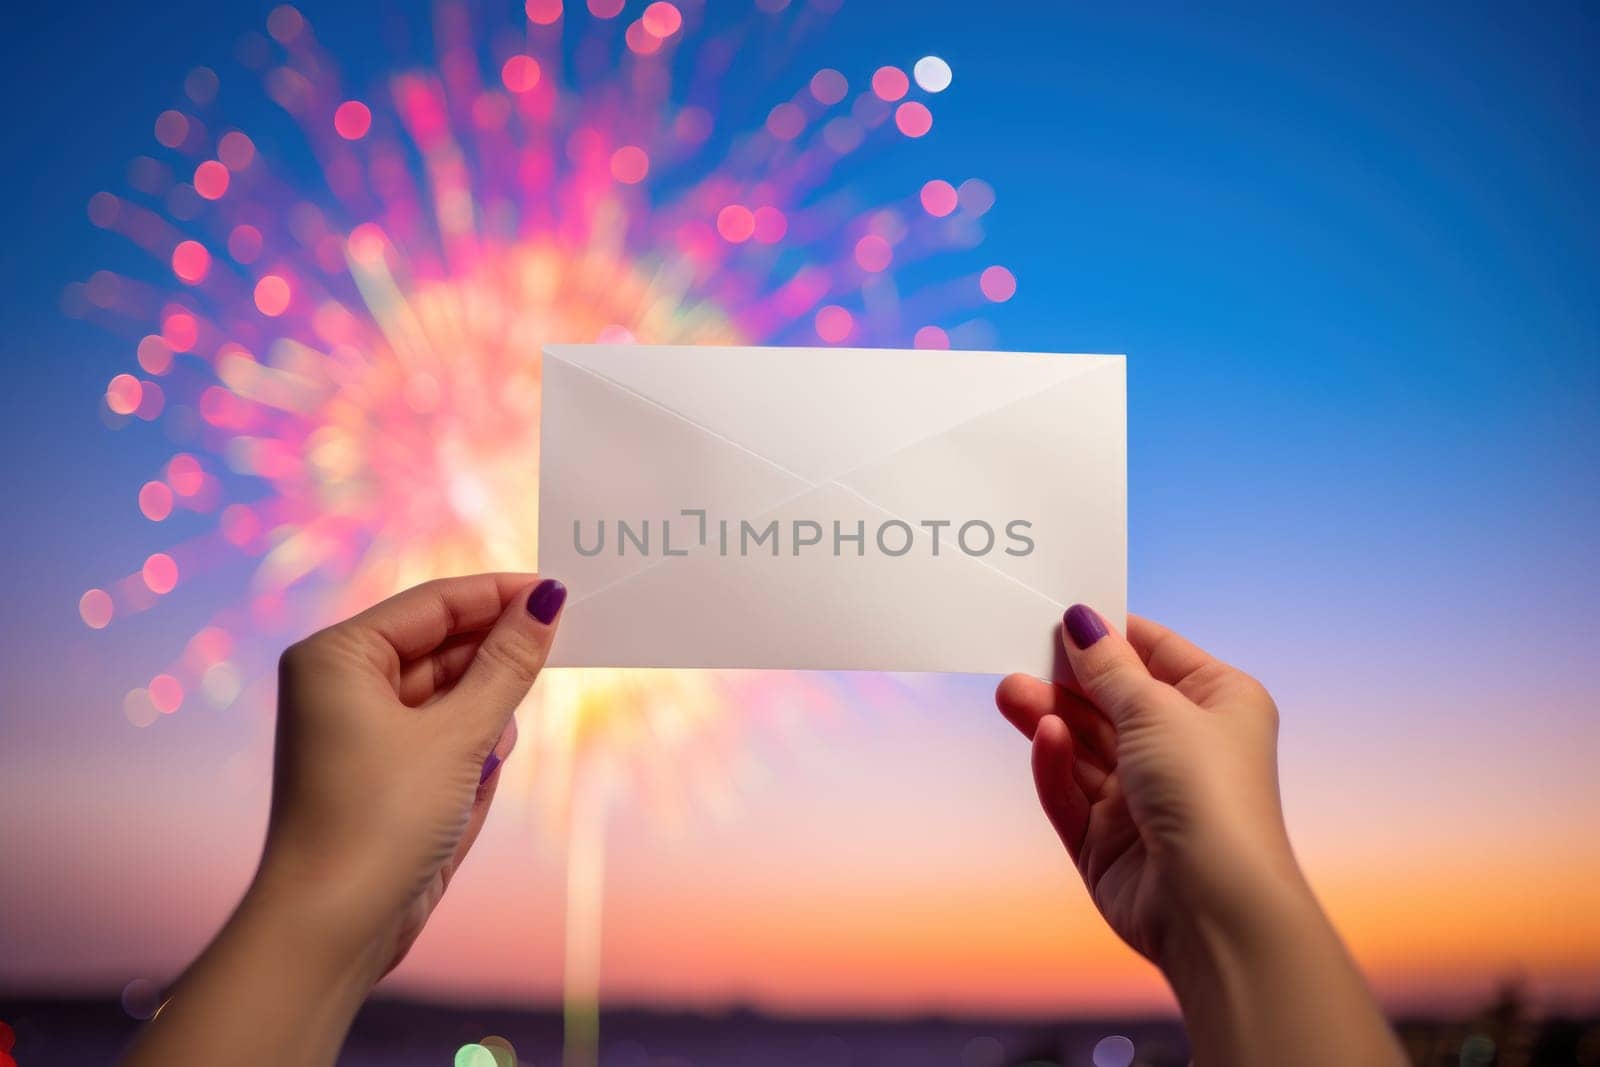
1,0 -> 1596,1008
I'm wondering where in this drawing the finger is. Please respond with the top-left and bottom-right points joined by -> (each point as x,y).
439,718 -> 520,900
347,573 -> 538,666
444,578 -> 566,747
1060,604 -> 1171,729
1126,614 -> 1216,688
995,674 -> 1117,770
1032,716 -> 1090,862
477,713 -> 519,796
996,673 -> 1054,738
397,631 -> 487,707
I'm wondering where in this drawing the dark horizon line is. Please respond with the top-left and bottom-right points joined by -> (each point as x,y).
2,990 -> 1596,1028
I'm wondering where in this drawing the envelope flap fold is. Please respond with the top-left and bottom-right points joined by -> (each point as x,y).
544,344 -> 1116,485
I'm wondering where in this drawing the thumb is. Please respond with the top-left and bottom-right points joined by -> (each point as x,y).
445,577 -> 566,747
1061,603 -> 1165,729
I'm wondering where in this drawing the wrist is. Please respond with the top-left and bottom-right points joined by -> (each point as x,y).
1155,867 -> 1404,1067
1157,870 -> 1320,1000
240,862 -> 395,994
122,871 -> 386,1067
1153,823 -> 1311,981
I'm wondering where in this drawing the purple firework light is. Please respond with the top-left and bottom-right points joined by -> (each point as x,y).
67,0 -> 1014,727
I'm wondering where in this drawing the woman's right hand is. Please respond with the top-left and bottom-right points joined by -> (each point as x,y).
123,573 -> 566,1067
996,605 -> 1404,1067
996,607 -> 1297,965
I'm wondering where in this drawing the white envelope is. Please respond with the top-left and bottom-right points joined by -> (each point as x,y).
537,344 -> 1124,681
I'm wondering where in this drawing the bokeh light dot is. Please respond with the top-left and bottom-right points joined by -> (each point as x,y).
134,380 -> 164,421
958,177 -> 996,215
139,481 -> 174,521
228,223 -> 263,263
87,270 -> 120,309
871,66 -> 909,102
716,204 -> 755,243
914,325 -> 950,349
980,264 -> 1017,302
913,55 -> 953,93
267,4 -> 304,44
478,1036 -> 519,1067
753,205 -> 787,243
202,662 -> 243,709
218,131 -> 256,170
895,101 -> 932,138
347,222 -> 387,264
455,1045 -> 498,1067
123,689 -> 158,728
810,68 -> 847,105
162,310 -> 199,352
587,0 -> 624,18
625,20 -> 662,55
154,110 -> 188,148
193,160 -> 230,199
187,627 -> 234,667
88,191 -> 120,228
137,335 -> 174,375
610,145 -> 649,184
168,454 -> 205,496
149,674 -> 184,715
501,55 -> 541,93
171,240 -> 212,284
79,589 -> 114,629
815,304 -> 853,343
766,102 -> 805,141
254,274 -> 292,316
642,1 -> 682,36
854,233 -> 892,272
526,0 -> 563,24
334,100 -> 372,139
106,374 -> 143,415
1092,1035 -> 1136,1067
186,66 -> 219,104
143,552 -> 179,595
920,178 -> 958,217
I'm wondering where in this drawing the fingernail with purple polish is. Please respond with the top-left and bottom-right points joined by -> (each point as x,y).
527,578 -> 566,624
1063,604 -> 1108,650
479,752 -> 502,785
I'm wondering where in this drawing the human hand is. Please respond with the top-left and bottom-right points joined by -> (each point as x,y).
997,606 -> 1403,1066
996,607 -> 1298,966
121,574 -> 568,1067
256,573 -> 567,979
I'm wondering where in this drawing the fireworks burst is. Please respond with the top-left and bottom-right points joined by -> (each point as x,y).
66,1 -> 1011,1060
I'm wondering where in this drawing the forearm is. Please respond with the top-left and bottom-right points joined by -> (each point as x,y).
121,880 -> 384,1067
1161,879 -> 1405,1067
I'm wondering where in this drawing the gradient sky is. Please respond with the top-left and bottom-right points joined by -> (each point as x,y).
2,0 -> 1597,1019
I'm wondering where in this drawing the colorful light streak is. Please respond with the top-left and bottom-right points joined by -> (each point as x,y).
65,2 -> 1013,1061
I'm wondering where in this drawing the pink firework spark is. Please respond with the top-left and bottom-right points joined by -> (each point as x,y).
66,0 -> 1014,724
